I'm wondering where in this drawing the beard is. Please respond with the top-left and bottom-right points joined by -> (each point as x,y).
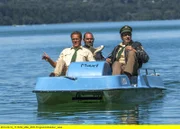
85,42 -> 93,47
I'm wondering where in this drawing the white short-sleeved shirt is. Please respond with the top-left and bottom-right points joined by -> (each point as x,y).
56,46 -> 95,66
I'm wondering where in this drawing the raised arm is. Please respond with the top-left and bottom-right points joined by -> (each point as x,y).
42,52 -> 57,68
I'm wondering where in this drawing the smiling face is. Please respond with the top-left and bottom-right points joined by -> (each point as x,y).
121,32 -> 132,45
71,33 -> 82,48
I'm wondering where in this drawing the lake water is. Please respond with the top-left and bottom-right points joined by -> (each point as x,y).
0,20 -> 180,124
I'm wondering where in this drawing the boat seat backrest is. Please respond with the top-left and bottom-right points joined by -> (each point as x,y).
66,61 -> 111,77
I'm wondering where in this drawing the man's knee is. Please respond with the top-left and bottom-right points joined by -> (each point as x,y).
112,61 -> 123,75
112,61 -> 121,68
53,59 -> 66,76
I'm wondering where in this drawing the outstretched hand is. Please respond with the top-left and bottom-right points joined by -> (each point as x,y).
42,52 -> 50,61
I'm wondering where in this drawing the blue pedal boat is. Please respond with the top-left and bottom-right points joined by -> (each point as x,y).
33,61 -> 166,105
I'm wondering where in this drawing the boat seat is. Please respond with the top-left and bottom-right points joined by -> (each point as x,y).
66,61 -> 111,77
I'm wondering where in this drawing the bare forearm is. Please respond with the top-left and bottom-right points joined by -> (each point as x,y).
47,58 -> 56,68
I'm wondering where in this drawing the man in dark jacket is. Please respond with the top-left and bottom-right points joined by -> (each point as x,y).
106,25 -> 149,78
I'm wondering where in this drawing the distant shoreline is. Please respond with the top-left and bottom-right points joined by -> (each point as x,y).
0,19 -> 180,27
0,0 -> 180,26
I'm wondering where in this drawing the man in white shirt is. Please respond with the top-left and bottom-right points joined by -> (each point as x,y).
42,31 -> 95,76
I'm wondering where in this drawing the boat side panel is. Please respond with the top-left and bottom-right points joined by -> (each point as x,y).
146,75 -> 164,88
36,92 -> 77,104
34,75 -> 131,92
138,75 -> 164,89
36,88 -> 164,105
103,88 -> 164,103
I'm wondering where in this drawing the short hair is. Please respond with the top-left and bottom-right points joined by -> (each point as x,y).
71,31 -> 82,39
83,32 -> 94,39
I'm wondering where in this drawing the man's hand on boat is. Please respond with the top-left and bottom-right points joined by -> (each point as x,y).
49,72 -> 55,77
106,58 -> 112,64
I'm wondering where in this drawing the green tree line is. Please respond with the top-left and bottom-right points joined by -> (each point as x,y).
0,0 -> 180,25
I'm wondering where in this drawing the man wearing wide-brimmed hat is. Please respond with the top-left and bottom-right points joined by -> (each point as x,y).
106,25 -> 149,79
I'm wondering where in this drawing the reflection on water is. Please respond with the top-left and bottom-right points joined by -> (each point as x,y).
37,102 -> 139,124
36,96 -> 163,124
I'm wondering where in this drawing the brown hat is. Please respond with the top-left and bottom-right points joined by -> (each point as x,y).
119,25 -> 132,34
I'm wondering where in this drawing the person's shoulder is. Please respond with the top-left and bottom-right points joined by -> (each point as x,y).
61,47 -> 72,53
133,41 -> 142,46
81,46 -> 91,52
113,44 -> 121,50
131,41 -> 143,49
81,47 -> 94,56
81,46 -> 87,50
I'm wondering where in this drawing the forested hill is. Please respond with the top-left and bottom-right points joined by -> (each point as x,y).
0,0 -> 180,25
